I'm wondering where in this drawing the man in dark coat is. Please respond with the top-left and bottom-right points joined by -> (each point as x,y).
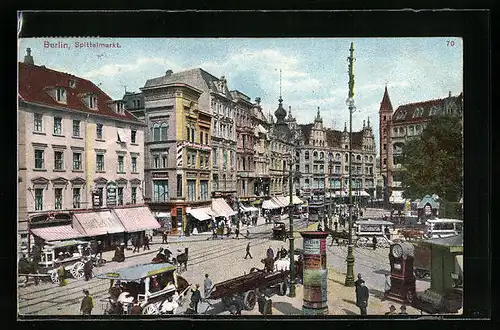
95,241 -> 103,259
162,230 -> 169,244
372,235 -> 378,250
80,289 -> 94,315
190,284 -> 201,313
355,280 -> 369,315
244,242 -> 253,259
83,258 -> 93,281
132,236 -> 140,253
235,227 -> 240,239
143,234 -> 150,251
266,246 -> 274,260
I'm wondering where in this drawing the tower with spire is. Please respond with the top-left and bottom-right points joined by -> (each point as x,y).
379,84 -> 394,205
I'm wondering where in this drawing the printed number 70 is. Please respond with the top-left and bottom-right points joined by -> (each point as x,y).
447,40 -> 456,47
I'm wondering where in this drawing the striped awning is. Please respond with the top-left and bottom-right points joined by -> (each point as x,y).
272,196 -> 289,208
211,198 -> 237,218
262,199 -> 280,210
240,205 -> 259,212
30,225 -> 84,242
187,207 -> 212,221
73,210 -> 125,236
112,206 -> 161,233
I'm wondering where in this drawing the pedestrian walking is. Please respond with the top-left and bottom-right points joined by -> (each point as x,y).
334,220 -> 338,232
80,289 -> 94,316
244,242 -> 253,259
355,279 -> 369,315
190,284 -> 201,314
83,258 -> 93,281
57,263 -> 67,286
132,236 -> 140,253
235,227 -> 240,239
162,230 -> 169,244
143,234 -> 150,251
94,240 -> 103,259
246,227 -> 251,239
204,274 -> 213,300
267,246 -> 274,260
385,305 -> 397,315
372,235 -> 377,250
399,305 -> 408,315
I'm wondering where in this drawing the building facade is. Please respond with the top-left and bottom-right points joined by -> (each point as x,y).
141,69 -> 214,234
378,87 -> 463,204
251,98 -> 271,198
18,49 -> 145,248
123,91 -> 146,121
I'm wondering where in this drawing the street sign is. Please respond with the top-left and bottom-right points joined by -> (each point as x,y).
106,181 -> 117,206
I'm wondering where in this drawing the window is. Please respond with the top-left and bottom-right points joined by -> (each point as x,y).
395,110 -> 407,120
319,165 -> 324,173
213,148 -> 217,165
409,126 -> 415,136
34,113 -> 43,132
413,107 -> 424,118
117,187 -> 124,205
383,144 -> 386,151
35,188 -> 43,211
96,123 -> 103,139
56,88 -> 67,103
69,80 -> 76,88
96,154 -> 104,171
153,155 -> 160,169
296,164 -> 299,172
200,131 -> 204,145
117,102 -> 124,114
89,95 -> 98,109
393,127 -> 398,137
53,117 -> 62,135
177,174 -> 182,197
335,165 -> 341,174
151,123 -> 168,142
200,180 -> 209,200
118,155 -> 124,172
73,188 -> 81,208
313,165 -> 318,173
54,151 -> 64,170
305,179 -> 310,188
320,152 -> 324,160
54,188 -> 63,209
345,154 -> 349,162
187,180 -> 196,201
416,125 -> 422,134
131,130 -> 137,143
205,133 -> 209,145
153,180 -> 169,202
162,154 -> 167,168
230,151 -> 234,167
131,187 -> 137,204
335,153 -> 341,161
305,151 -> 310,160
71,120 -> 81,137
305,164 -> 310,173
131,156 -> 137,172
383,158 -> 387,165
34,150 -> 44,169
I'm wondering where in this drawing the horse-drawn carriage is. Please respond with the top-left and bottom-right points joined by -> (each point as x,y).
19,240 -> 91,284
272,222 -> 287,241
96,263 -> 191,315
151,247 -> 189,273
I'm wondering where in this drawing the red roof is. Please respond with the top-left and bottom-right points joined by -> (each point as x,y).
380,86 -> 393,111
392,94 -> 463,123
18,62 -> 140,122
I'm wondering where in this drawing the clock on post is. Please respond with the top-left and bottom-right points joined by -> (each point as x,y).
387,242 -> 416,303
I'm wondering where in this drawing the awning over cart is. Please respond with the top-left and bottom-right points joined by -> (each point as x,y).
211,198 -> 237,218
240,204 -> 259,212
187,207 -> 212,221
112,206 -> 161,233
30,225 -> 84,242
262,199 -> 280,210
72,210 -> 125,236
95,263 -> 176,281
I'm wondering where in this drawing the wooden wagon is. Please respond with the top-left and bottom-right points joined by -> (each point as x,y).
206,268 -> 290,314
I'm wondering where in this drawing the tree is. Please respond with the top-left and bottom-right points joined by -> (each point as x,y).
400,115 -> 463,216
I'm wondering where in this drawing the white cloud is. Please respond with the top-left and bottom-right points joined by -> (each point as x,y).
82,57 -> 179,78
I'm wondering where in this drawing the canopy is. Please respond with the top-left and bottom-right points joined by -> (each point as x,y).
262,199 -> 280,210
72,210 -> 125,236
31,225 -> 85,242
95,263 -> 176,281
284,195 -> 303,205
211,198 -> 237,218
112,206 -> 161,232
389,190 -> 406,204
187,207 -> 212,221
240,204 -> 259,212
417,195 -> 439,209
272,196 -> 289,208
155,212 -> 171,218
355,220 -> 394,226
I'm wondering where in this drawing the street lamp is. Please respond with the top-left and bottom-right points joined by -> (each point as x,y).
288,154 -> 296,297
344,41 -> 356,287
328,154 -> 334,229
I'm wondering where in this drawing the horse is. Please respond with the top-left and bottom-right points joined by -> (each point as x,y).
18,256 -> 40,285
399,229 -> 423,241
175,247 -> 189,272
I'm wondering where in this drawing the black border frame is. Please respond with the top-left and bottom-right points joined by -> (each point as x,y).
8,8 -> 492,330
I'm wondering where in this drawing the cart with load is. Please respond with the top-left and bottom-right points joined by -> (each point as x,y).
19,240 -> 92,284
272,221 -> 288,241
96,263 -> 191,315
205,268 -> 290,314
353,220 -> 394,248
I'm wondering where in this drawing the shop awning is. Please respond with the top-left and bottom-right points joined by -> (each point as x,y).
30,225 -> 84,242
292,195 -> 303,205
73,210 -> 125,236
111,206 -> 161,233
155,212 -> 171,218
211,198 -> 237,218
187,208 -> 211,221
240,204 -> 259,212
262,199 -> 280,210
272,196 -> 289,208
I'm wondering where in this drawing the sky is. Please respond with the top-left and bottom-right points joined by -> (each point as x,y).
18,37 -> 463,153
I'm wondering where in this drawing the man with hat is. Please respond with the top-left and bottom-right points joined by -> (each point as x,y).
203,274 -> 212,301
385,305 -> 397,315
190,284 -> 201,314
399,305 -> 408,315
80,289 -> 94,316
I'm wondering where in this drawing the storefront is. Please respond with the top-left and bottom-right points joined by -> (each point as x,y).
72,209 -> 126,251
153,212 -> 172,235
186,207 -> 213,233
211,198 -> 237,225
111,206 -> 161,247
27,212 -> 78,254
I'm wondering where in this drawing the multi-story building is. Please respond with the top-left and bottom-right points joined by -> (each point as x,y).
18,49 -> 146,249
232,90 -> 256,201
123,91 -> 145,121
291,107 -> 377,220
251,98 -> 271,198
141,69 -> 214,234
378,87 -> 463,205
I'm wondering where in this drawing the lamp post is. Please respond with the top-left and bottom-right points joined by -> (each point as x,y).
288,154 -> 296,297
328,155 -> 334,229
345,42 -> 356,287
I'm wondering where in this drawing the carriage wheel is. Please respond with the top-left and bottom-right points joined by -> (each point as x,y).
355,238 -> 366,248
278,282 -> 287,296
243,290 -> 257,310
142,303 -> 159,315
71,261 -> 85,279
50,271 -> 59,284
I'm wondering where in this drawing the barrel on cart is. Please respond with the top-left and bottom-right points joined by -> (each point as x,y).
206,268 -> 289,314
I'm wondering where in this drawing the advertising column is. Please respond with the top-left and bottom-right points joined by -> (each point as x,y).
300,231 -> 329,315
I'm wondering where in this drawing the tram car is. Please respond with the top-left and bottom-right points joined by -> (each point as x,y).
353,219 -> 394,248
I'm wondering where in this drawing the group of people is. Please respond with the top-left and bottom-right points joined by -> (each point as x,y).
132,234 -> 152,253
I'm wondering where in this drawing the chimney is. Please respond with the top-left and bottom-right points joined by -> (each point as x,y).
449,91 -> 452,98
165,70 -> 173,76
24,48 -> 34,65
